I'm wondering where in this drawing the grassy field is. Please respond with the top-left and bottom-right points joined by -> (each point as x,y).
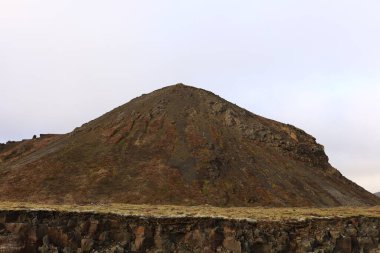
0,202 -> 380,221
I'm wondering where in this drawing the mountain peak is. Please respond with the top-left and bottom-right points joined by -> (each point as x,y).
0,84 -> 379,207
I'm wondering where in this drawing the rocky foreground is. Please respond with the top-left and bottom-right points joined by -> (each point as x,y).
0,204 -> 380,253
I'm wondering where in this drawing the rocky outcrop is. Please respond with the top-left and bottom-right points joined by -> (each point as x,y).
0,135 -> 61,165
0,210 -> 380,253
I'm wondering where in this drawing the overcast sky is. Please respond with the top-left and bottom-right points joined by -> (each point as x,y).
1,1 -> 379,192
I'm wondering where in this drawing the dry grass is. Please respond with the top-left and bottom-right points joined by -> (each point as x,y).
1,202 -> 380,221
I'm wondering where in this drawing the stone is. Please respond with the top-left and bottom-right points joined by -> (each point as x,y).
134,226 -> 145,250
334,236 -> 351,253
43,235 -> 49,246
81,238 -> 94,252
222,227 -> 241,253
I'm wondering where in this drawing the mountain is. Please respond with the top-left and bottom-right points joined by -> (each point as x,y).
375,192 -> 380,197
0,84 -> 378,207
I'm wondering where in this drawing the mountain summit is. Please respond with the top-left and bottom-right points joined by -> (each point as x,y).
0,84 -> 378,206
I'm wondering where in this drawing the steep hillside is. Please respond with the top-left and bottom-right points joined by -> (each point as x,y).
0,84 -> 378,206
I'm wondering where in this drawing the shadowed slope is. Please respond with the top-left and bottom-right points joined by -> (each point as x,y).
0,84 -> 378,206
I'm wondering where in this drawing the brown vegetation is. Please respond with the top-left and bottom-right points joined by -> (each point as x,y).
1,202 -> 380,221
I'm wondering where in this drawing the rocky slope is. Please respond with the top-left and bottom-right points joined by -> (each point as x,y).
1,209 -> 380,253
0,84 -> 379,207
375,192 -> 380,197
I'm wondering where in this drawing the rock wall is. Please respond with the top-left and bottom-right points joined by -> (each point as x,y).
0,210 -> 379,253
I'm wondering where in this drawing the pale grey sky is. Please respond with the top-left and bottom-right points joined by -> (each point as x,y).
1,1 -> 379,192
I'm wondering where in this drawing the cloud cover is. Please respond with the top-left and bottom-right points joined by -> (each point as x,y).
1,0 -> 379,192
